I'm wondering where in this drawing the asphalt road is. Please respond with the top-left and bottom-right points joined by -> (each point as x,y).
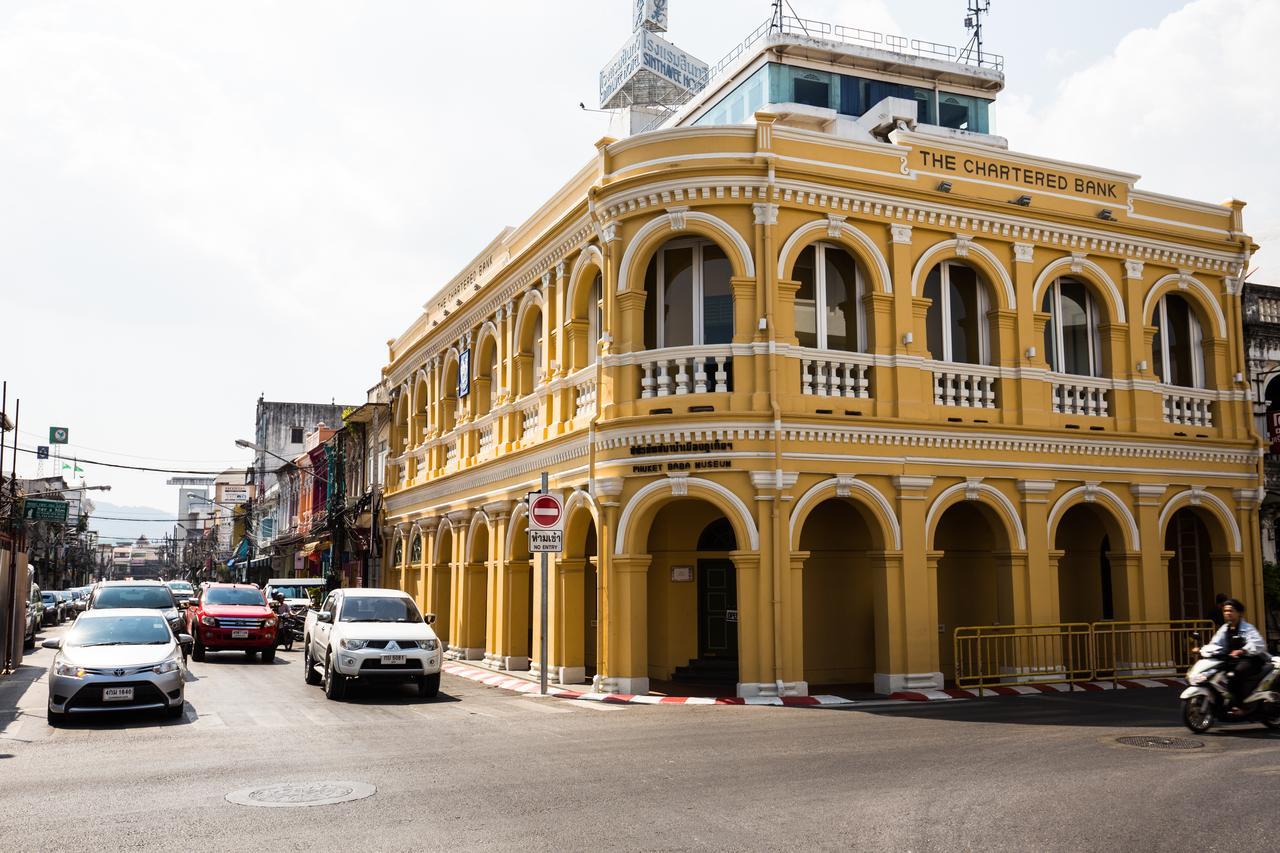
2,621 -> 1276,852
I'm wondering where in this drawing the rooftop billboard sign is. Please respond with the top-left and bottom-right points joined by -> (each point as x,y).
600,28 -> 708,110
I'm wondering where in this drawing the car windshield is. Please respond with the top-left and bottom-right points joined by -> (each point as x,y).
42,593 -> 55,603
270,586 -> 324,605
93,587 -> 176,610
167,583 -> 193,593
68,614 -> 172,646
203,587 -> 265,607
339,596 -> 422,623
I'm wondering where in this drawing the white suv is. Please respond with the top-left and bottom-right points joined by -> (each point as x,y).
302,588 -> 442,701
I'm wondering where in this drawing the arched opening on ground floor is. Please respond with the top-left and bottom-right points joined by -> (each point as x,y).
459,518 -> 489,658
1054,503 -> 1133,623
646,500 -> 740,688
431,525 -> 453,649
1165,507 -> 1231,622
934,501 -> 1014,681
501,510 -> 532,670
797,497 -> 884,690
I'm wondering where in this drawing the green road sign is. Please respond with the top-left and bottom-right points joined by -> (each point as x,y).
23,499 -> 69,522
49,426 -> 69,444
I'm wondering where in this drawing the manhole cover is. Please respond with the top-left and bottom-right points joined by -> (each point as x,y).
1116,736 -> 1204,751
225,781 -> 376,808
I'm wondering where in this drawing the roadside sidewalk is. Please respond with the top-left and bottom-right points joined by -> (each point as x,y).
443,662 -> 1186,708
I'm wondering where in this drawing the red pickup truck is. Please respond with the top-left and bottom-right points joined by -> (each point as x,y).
185,583 -> 279,662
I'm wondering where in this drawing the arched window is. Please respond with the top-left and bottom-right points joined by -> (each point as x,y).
393,537 -> 404,567
643,239 -> 734,348
531,315 -> 544,386
794,243 -> 864,351
1152,293 -> 1204,388
487,347 -> 499,410
1042,277 -> 1100,376
924,261 -> 988,364
587,273 -> 603,364
409,534 -> 422,564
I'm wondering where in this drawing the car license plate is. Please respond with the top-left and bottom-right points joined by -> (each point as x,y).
381,654 -> 406,665
103,687 -> 134,702
232,630 -> 249,639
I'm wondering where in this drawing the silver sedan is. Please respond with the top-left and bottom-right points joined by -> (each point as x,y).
44,608 -> 191,723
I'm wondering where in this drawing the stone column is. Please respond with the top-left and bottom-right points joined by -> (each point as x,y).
596,553 -> 651,696
482,501 -> 511,671
551,557 -> 587,685
876,475 -> 942,693
1131,483 -> 1170,620
1018,480 -> 1056,623
592,477 -> 624,692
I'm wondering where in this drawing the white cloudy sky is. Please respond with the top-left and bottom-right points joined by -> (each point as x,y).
2,0 -> 1275,522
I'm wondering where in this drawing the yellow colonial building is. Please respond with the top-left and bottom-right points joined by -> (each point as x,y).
379,11 -> 1261,697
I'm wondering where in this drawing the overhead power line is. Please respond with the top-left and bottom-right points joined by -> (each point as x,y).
12,445 -> 262,475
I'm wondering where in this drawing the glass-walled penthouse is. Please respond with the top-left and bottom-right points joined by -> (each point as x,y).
691,61 -> 992,133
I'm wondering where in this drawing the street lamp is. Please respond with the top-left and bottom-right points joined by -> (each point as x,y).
235,438 -> 327,482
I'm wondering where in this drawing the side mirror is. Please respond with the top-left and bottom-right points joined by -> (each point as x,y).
177,633 -> 194,646
424,613 -> 437,625
41,638 -> 62,650
185,598 -> 199,608
317,611 -> 333,623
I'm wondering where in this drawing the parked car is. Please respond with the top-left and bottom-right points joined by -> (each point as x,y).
88,581 -> 188,659
24,579 -> 41,648
69,587 -> 91,615
185,583 -> 278,662
54,590 -> 76,620
40,591 -> 65,626
44,608 -> 190,723
302,588 -> 441,701
264,578 -> 326,616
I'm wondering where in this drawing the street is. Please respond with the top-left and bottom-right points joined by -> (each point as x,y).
1,622 -> 1275,852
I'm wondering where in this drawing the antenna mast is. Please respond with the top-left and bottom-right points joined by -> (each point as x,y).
962,1 -> 991,66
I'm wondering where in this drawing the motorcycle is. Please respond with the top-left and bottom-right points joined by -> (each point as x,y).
274,609 -> 305,651
1180,652 -> 1280,733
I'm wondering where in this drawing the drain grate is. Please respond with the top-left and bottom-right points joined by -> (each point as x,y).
225,781 -> 376,808
1116,735 -> 1204,751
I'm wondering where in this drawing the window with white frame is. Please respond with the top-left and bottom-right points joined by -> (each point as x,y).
487,347 -> 499,409
643,239 -> 734,349
1152,293 -> 1204,388
923,261 -> 988,364
793,242 -> 864,352
587,272 -> 603,364
1041,277 -> 1101,377
531,313 -> 544,386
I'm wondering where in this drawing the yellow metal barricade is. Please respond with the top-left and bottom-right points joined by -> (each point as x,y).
1091,620 -> 1212,685
953,623 -> 1094,696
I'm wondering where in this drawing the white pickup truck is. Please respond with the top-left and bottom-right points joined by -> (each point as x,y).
302,587 -> 442,701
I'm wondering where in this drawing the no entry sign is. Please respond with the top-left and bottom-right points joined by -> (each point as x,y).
529,493 -> 563,530
528,491 -> 564,553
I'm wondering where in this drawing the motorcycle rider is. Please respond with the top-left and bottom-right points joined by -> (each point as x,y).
1198,598 -> 1267,713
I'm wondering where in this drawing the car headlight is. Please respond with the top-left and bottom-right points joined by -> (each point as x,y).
421,639 -> 438,651
200,615 -> 218,627
153,658 -> 181,675
340,639 -> 368,650
264,617 -> 278,628
54,659 -> 86,678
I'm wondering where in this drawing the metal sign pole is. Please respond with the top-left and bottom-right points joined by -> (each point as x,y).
539,470 -> 549,696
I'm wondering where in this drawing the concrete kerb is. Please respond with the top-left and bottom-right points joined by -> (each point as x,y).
442,662 -> 1186,707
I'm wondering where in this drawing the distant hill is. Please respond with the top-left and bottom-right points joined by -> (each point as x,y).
88,501 -> 177,545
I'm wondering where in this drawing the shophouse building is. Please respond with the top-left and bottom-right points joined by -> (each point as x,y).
378,9 -> 1261,697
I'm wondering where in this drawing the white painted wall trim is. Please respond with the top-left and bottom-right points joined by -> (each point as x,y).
775,218 -> 893,293
788,476 -> 902,551
616,209 -> 755,294
1157,488 -> 1243,553
614,476 -> 760,554
910,238 -> 1017,310
1045,485 -> 1141,552
924,481 -> 1028,551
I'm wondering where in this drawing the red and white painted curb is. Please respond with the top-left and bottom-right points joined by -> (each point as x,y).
444,662 -> 1187,707
442,662 -> 851,706
889,677 -> 1187,702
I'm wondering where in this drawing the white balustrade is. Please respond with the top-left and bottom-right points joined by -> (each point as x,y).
801,354 -> 871,398
933,368 -> 998,408
1052,379 -> 1110,417
1162,391 -> 1214,427
478,424 -> 495,454
444,441 -> 459,466
521,404 -> 540,439
1258,296 -> 1280,324
638,349 -> 732,398
574,379 -> 597,419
